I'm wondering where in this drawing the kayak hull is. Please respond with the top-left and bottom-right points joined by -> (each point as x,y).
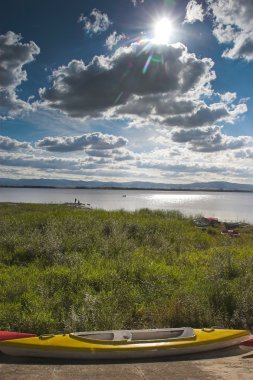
239,336 -> 253,351
0,331 -> 36,341
0,336 -> 248,359
221,230 -> 240,236
0,328 -> 249,359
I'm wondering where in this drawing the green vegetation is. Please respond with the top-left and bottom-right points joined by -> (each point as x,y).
1,203 -> 253,334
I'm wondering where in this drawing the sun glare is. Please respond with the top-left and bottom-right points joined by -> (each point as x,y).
153,17 -> 173,44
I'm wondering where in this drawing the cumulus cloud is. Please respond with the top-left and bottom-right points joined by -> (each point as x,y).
0,90 -> 33,119
171,126 -> 252,152
78,9 -> 112,35
0,31 -> 40,89
0,31 -> 40,118
40,42 -> 216,118
0,135 -> 31,151
36,132 -> 128,152
184,0 -> 205,24
207,0 -> 253,61
105,31 -> 126,50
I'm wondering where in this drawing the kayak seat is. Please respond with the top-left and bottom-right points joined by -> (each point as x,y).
113,330 -> 132,341
70,327 -> 195,343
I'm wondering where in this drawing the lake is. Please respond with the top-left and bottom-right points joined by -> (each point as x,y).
0,187 -> 253,223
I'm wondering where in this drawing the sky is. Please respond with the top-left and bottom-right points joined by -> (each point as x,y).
1,0 -> 253,185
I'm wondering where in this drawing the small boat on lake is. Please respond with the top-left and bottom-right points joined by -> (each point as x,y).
224,222 -> 240,230
206,217 -> 219,226
0,327 -> 249,359
193,217 -> 219,228
221,229 -> 240,236
193,218 -> 210,228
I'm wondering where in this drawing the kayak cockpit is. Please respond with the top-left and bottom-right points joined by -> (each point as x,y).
70,327 -> 195,344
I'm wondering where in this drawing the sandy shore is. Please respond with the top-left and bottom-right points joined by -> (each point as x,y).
1,347 -> 253,380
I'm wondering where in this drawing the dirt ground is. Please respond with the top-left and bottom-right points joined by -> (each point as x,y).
1,347 -> 253,380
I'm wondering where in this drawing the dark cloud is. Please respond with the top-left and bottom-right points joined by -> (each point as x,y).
36,132 -> 128,152
86,147 -> 135,161
163,104 -> 230,127
171,126 -> 251,152
40,42 -> 215,117
116,94 -> 197,117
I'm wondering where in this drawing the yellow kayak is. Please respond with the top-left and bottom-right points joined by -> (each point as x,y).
0,327 -> 249,359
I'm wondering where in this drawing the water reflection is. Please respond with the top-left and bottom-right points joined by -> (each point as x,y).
145,193 -> 209,205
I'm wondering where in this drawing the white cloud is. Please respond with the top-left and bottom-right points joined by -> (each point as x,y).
78,9 -> 112,35
219,91 -> 237,103
131,0 -> 144,7
105,31 -> 126,50
234,148 -> 253,159
0,143 -> 137,178
0,135 -> 31,151
0,153 -> 83,171
207,0 -> 253,61
0,31 -> 40,119
184,0 -> 205,24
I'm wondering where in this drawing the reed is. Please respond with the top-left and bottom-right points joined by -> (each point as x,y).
0,203 -> 253,334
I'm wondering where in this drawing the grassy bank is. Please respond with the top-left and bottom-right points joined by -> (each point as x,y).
1,203 -> 253,334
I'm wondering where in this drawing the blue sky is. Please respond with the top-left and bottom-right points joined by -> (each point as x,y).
1,0 -> 253,184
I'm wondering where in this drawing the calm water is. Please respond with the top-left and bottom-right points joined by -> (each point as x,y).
0,187 -> 253,223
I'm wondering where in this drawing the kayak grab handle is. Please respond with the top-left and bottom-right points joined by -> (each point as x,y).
39,334 -> 55,339
202,328 -> 215,332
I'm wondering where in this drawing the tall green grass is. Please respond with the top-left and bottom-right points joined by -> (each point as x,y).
0,203 -> 253,334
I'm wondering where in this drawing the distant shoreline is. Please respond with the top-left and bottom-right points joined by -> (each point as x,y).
0,185 -> 253,193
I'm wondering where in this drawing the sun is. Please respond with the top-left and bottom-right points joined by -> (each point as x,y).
153,17 -> 173,45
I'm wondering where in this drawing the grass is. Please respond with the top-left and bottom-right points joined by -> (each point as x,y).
0,203 -> 253,334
